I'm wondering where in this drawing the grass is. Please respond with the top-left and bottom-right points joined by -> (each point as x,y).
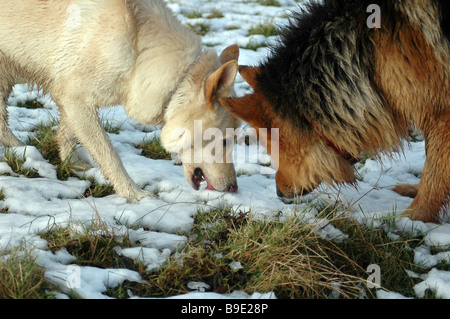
214,211 -> 366,299
107,209 -> 256,298
206,9 -> 224,19
41,217 -> 134,270
0,118 -> 436,299
0,121 -> 435,299
182,11 -> 203,19
323,214 -> 427,296
82,177 -> 115,198
0,204 -> 434,299
256,0 -> 281,6
16,99 -> 45,109
248,20 -> 279,37
27,120 -> 75,181
2,147 -> 40,178
241,21 -> 279,51
0,247 -> 55,299
101,115 -> 125,135
139,138 -> 172,160
186,22 -> 211,36
242,38 -> 268,51
0,98 -> 439,299
100,207 -> 429,299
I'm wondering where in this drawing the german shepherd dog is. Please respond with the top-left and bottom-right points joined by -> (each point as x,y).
221,0 -> 450,223
0,0 -> 240,202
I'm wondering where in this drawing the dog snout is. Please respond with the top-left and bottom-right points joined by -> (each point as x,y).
276,187 -> 310,198
276,186 -> 285,198
228,183 -> 238,193
298,189 -> 310,196
193,167 -> 203,177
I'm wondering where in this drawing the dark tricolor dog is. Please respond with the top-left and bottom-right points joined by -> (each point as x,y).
221,0 -> 450,223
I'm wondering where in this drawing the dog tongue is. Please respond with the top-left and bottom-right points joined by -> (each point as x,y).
204,176 -> 215,191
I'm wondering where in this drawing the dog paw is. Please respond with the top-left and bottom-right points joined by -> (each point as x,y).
124,188 -> 154,203
393,183 -> 419,198
402,205 -> 442,224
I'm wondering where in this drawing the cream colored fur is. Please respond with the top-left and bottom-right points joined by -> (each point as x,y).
0,0 -> 239,201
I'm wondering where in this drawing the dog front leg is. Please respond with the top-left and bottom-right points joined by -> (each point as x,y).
62,103 -> 151,202
405,115 -> 450,223
0,86 -> 24,147
56,111 -> 92,171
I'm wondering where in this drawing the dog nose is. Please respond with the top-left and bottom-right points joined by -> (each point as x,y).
276,187 -> 285,198
228,184 -> 238,193
276,187 -> 310,198
299,189 -> 310,196
194,168 -> 203,177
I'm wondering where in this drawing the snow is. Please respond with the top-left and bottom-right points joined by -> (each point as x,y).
114,246 -> 172,271
0,0 -> 449,299
413,269 -> 450,299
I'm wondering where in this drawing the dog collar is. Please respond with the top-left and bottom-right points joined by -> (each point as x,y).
307,119 -> 361,165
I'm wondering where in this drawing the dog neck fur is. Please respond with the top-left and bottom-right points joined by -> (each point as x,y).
257,0 -> 448,159
124,0 -> 203,125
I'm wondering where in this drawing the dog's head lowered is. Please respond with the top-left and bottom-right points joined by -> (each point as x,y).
220,66 -> 356,199
160,45 -> 240,193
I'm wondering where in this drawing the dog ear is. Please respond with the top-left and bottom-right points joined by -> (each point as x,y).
220,44 -> 239,64
239,66 -> 261,90
219,93 -> 269,129
220,66 -> 271,128
205,60 -> 238,109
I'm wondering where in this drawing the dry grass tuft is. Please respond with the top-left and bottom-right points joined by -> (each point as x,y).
0,248 -> 52,299
221,214 -> 367,298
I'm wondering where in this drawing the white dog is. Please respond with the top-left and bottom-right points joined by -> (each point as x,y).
0,0 -> 240,201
